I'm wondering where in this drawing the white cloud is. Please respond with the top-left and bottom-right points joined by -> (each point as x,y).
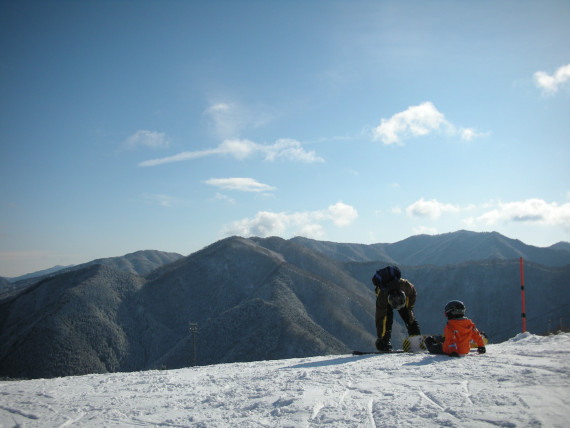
138,149 -> 215,166
225,211 -> 289,237
204,178 -> 276,193
406,198 -> 460,220
533,63 -> 570,94
467,199 -> 570,227
263,139 -> 324,163
459,128 -> 477,141
139,138 -> 323,167
372,102 -> 484,145
122,130 -> 169,150
412,225 -> 438,235
299,223 -> 325,239
216,139 -> 258,160
221,201 -> 358,238
327,201 -> 358,226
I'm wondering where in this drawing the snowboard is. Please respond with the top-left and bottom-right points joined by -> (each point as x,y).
402,334 -> 489,353
352,349 -> 406,355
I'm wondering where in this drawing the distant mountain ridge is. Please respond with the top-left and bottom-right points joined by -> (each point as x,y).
0,231 -> 568,379
7,265 -> 75,283
292,230 -> 570,266
1,250 -> 184,293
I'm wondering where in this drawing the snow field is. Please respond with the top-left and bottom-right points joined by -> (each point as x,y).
0,332 -> 568,427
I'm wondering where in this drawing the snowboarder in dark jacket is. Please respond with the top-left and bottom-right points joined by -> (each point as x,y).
424,300 -> 486,356
372,266 -> 421,352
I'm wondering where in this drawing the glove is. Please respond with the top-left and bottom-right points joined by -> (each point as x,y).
406,319 -> 421,336
477,346 -> 486,354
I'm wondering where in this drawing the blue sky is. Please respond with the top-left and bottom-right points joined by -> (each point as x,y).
1,0 -> 569,277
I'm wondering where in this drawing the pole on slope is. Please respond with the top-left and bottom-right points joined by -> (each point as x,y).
189,323 -> 198,366
520,257 -> 526,333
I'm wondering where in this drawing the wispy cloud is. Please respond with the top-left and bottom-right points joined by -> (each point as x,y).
203,103 -> 245,139
204,178 -> 276,193
203,102 -> 273,139
533,63 -> 570,94
406,198 -> 460,220
121,130 -> 169,150
142,194 -> 176,207
211,192 -> 236,204
372,102 -> 484,145
139,138 -> 324,167
391,206 -> 402,215
465,199 -> 570,227
263,139 -> 324,163
222,201 -> 358,238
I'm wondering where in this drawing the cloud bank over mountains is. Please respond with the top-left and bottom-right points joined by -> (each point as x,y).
215,196 -> 570,242
403,197 -> 570,228
467,198 -> 570,227
222,201 -> 358,239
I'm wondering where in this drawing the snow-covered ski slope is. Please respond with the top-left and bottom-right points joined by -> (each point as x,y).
1,333 -> 568,427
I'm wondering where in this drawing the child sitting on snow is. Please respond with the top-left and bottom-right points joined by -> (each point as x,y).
425,300 -> 486,357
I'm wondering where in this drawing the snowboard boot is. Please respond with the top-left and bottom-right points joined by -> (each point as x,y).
375,336 -> 392,352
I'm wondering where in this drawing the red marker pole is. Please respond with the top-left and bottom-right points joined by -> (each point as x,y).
520,257 -> 526,332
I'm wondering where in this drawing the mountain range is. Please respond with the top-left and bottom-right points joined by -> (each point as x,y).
291,230 -> 570,266
0,250 -> 184,293
1,230 -> 568,379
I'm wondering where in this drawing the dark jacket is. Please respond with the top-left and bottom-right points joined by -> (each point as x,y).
375,278 -> 417,339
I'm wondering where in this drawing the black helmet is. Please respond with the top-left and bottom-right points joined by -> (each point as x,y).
444,300 -> 466,319
388,289 -> 406,310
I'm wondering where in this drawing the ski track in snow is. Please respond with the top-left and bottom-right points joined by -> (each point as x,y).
0,333 -> 569,427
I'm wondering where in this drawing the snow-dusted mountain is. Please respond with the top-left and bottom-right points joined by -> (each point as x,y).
1,232 -> 568,380
1,333 -> 568,427
0,250 -> 183,292
0,237 -> 379,379
292,230 -> 570,266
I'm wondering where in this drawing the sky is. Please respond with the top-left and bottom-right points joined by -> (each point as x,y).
1,0 -> 569,277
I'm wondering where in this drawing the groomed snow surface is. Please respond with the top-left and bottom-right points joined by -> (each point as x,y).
1,333 -> 569,427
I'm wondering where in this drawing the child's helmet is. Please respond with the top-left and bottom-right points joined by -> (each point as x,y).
388,289 -> 406,310
444,300 -> 466,319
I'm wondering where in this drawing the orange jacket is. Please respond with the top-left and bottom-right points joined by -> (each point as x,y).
443,318 -> 485,355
